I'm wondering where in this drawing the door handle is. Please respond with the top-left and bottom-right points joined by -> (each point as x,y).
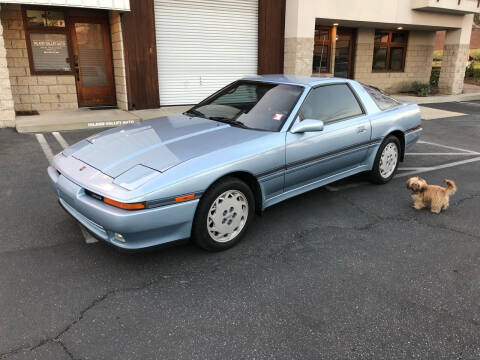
357,126 -> 367,133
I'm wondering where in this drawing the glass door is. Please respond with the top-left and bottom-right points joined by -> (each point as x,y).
70,18 -> 115,106
334,28 -> 357,79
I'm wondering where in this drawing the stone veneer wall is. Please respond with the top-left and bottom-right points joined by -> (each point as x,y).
284,37 -> 314,75
438,43 -> 469,95
1,4 -> 77,112
0,5 -> 15,127
109,11 -> 128,110
353,29 -> 436,93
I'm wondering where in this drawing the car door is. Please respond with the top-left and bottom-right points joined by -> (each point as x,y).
285,83 -> 372,191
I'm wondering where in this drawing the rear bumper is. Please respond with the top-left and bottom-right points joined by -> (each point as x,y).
405,127 -> 422,149
48,166 -> 198,249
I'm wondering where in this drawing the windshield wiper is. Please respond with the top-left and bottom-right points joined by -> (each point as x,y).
183,108 -> 205,118
208,117 -> 250,129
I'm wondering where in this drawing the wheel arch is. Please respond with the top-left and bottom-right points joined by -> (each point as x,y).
203,171 -> 264,215
386,130 -> 405,161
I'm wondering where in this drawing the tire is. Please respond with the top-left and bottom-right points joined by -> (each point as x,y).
368,135 -> 401,184
192,177 -> 255,251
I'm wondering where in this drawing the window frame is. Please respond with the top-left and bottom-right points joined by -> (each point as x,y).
292,82 -> 366,129
372,30 -> 408,73
312,25 -> 332,74
22,5 -> 74,76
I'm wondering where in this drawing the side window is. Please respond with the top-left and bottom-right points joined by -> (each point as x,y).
361,84 -> 400,111
299,84 -> 363,124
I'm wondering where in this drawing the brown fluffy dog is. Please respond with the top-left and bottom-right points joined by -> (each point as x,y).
406,177 -> 457,214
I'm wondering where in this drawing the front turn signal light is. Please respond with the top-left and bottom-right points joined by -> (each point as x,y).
103,197 -> 146,210
175,194 -> 195,203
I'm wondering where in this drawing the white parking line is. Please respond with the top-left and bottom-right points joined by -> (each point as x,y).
398,167 -> 432,171
325,140 -> 480,192
417,140 -> 479,154
52,131 -> 69,149
394,156 -> 480,178
405,153 -> 480,156
79,225 -> 98,244
35,134 -> 54,164
458,101 -> 480,106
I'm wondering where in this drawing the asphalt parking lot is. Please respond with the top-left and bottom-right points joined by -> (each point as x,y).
1,101 -> 480,359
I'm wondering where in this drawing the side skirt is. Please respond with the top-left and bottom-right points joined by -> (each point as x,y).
263,164 -> 370,209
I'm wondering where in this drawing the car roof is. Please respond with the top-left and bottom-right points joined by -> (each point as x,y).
241,74 -> 352,87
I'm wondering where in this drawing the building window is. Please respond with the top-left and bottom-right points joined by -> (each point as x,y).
313,26 -> 331,73
22,7 -> 72,75
372,30 -> 408,72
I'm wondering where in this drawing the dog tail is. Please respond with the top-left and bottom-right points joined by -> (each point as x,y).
444,179 -> 457,195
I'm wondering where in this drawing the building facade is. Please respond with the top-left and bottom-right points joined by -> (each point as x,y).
0,0 -> 478,128
284,0 -> 477,95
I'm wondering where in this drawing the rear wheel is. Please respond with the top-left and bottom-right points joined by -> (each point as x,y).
369,135 -> 401,184
192,177 -> 254,251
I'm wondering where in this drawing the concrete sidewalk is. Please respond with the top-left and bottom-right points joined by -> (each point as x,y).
15,105 -> 191,133
392,83 -> 480,104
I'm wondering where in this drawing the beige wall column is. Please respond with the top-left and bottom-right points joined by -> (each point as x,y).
438,15 -> 473,95
283,0 -> 315,75
353,28 -> 375,81
0,5 -> 15,127
109,11 -> 128,111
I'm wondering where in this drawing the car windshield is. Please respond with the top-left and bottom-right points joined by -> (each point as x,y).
184,81 -> 304,132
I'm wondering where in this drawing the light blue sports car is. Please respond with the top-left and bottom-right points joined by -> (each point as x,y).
48,75 -> 422,251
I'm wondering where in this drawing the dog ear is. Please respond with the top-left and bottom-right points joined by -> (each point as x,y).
406,179 -> 411,189
418,181 -> 427,192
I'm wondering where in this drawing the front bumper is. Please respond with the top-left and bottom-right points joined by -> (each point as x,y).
48,166 -> 199,249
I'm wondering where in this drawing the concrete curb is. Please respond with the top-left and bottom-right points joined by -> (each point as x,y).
392,92 -> 480,104
15,105 -> 191,133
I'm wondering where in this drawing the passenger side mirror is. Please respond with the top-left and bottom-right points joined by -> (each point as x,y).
290,119 -> 324,134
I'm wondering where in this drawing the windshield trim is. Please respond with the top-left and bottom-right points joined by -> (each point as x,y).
184,80 -> 306,133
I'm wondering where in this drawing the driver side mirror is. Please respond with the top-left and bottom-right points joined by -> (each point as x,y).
290,119 -> 324,134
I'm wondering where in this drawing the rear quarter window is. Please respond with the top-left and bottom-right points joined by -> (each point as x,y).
362,84 -> 400,111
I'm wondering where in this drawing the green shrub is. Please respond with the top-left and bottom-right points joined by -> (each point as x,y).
474,68 -> 480,79
470,49 -> 480,62
433,50 -> 443,61
466,62 -> 475,78
412,81 -> 432,97
430,69 -> 440,88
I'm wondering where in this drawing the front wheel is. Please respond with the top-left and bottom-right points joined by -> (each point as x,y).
192,177 -> 254,251
369,136 -> 401,184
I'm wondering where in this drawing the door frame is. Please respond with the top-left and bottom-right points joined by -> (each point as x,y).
68,11 -> 116,107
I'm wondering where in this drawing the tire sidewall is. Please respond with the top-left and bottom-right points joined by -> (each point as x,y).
371,136 -> 401,184
192,177 -> 255,251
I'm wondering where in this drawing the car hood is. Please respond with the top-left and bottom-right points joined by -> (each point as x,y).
65,114 -> 270,178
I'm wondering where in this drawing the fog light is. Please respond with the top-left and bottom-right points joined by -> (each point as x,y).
114,233 -> 125,242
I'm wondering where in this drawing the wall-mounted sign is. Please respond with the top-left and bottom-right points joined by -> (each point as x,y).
29,33 -> 71,72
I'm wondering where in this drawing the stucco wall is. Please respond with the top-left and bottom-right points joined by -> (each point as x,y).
1,4 -> 77,112
353,29 -> 436,93
285,0 -> 473,41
